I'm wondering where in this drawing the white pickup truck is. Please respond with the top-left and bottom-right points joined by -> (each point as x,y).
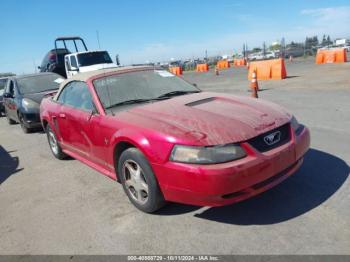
64,50 -> 116,78
40,37 -> 118,78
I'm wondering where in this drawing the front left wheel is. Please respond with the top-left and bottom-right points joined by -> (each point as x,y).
118,148 -> 166,213
19,113 -> 31,133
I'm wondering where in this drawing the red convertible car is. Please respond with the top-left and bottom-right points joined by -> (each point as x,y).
40,66 -> 310,213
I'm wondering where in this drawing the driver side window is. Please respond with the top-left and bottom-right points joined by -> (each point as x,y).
6,80 -> 15,96
57,81 -> 96,112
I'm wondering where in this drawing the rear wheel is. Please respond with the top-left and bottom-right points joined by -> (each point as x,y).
118,148 -> 166,213
46,125 -> 67,160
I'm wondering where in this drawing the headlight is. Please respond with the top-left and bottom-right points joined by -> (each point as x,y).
290,115 -> 303,135
22,98 -> 39,110
170,144 -> 246,164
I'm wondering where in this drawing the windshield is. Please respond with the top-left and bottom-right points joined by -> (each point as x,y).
93,70 -> 200,109
17,74 -> 63,94
77,51 -> 113,67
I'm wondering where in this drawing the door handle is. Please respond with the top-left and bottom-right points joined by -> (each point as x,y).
59,113 -> 66,119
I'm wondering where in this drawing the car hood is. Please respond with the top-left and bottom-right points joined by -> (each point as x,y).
23,90 -> 58,105
118,92 -> 292,145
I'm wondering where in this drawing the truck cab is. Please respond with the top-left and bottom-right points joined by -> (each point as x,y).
64,50 -> 116,78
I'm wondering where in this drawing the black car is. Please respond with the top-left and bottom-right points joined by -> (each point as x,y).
0,77 -> 9,116
39,36 -> 88,78
39,48 -> 70,78
3,72 -> 63,133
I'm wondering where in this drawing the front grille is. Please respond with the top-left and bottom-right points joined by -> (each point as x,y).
247,123 -> 291,152
24,113 -> 40,122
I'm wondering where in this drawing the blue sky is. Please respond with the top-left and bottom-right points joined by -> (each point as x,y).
1,0 -> 349,74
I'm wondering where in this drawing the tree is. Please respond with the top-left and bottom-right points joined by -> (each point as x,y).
270,44 -> 281,51
262,42 -> 266,56
326,35 -> 332,45
305,36 -> 319,49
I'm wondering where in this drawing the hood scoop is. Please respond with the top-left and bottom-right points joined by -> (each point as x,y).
186,97 -> 215,107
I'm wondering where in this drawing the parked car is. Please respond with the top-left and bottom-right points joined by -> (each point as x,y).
3,72 -> 63,133
64,50 -> 115,78
39,48 -> 71,77
284,48 -> 306,58
249,51 -> 277,60
0,77 -> 9,116
40,66 -> 310,213
248,52 -> 264,60
265,51 -> 277,59
40,37 -> 116,78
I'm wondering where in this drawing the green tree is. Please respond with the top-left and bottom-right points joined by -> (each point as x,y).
326,35 -> 332,45
270,44 -> 281,51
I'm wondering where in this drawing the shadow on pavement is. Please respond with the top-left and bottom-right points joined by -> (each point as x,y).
155,203 -> 200,216
194,148 -> 349,224
285,75 -> 300,79
0,146 -> 23,184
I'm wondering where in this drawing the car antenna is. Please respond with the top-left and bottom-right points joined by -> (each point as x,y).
96,30 -> 101,50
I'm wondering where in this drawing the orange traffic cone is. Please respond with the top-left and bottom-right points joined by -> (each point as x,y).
215,66 -> 219,76
250,70 -> 259,98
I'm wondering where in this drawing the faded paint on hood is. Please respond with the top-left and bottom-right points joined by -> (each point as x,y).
23,90 -> 59,105
117,92 -> 292,145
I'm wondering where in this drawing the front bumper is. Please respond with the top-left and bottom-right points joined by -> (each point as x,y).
21,112 -> 42,129
152,126 -> 310,207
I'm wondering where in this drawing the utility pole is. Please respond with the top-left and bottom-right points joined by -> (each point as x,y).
205,50 -> 208,62
32,59 -> 37,73
281,37 -> 285,58
116,54 -> 120,66
263,41 -> 266,57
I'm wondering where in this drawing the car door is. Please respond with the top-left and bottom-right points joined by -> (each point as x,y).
56,81 -> 104,165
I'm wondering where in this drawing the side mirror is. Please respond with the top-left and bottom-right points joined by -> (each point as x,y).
3,93 -> 13,99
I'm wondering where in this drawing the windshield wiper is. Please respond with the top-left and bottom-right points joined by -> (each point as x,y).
105,98 -> 165,109
157,90 -> 200,99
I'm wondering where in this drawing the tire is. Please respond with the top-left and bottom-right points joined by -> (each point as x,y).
118,148 -> 166,213
46,125 -> 67,160
18,113 -> 31,133
5,109 -> 16,125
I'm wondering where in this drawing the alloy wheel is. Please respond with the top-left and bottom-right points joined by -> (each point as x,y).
48,130 -> 59,155
122,160 -> 149,205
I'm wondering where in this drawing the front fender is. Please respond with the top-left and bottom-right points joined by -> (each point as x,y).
109,128 -> 174,187
109,128 -> 174,166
